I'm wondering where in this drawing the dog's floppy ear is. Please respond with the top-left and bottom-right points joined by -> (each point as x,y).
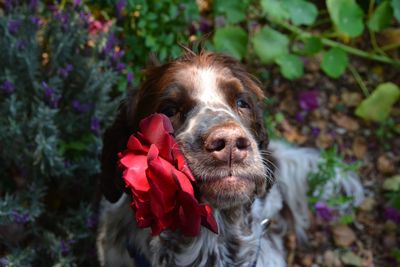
100,100 -> 133,203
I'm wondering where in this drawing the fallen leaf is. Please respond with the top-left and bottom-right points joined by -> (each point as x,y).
352,137 -> 367,159
358,197 -> 376,212
340,251 -> 363,267
360,249 -> 374,267
316,131 -> 334,149
355,83 -> 400,122
342,91 -> 362,107
383,175 -> 400,191
332,224 -> 356,247
377,155 -> 395,175
324,250 -> 343,267
280,120 -> 307,144
332,114 -> 360,131
301,254 -> 313,267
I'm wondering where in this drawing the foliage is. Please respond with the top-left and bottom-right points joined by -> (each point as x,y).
0,1 -> 120,266
355,83 -> 400,122
308,146 -> 361,224
89,0 -> 200,85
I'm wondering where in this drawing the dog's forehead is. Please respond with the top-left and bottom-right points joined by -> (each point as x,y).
175,66 -> 234,107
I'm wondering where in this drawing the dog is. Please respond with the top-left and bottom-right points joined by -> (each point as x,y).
96,50 -> 364,267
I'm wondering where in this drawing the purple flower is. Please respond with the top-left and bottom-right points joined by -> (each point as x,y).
72,100 -> 92,113
60,240 -> 70,256
103,33 -> 117,55
315,201 -> 334,221
5,0 -> 13,12
8,19 -> 21,35
16,39 -> 27,50
58,64 -> 73,78
299,90 -> 320,111
29,0 -> 38,11
1,80 -> 15,94
0,258 -> 8,267
199,19 -> 212,34
42,81 -> 60,108
74,0 -> 82,6
115,62 -> 126,72
11,210 -> 31,224
127,72 -> 134,86
295,111 -> 305,123
311,127 -> 320,137
384,207 -> 400,224
86,214 -> 98,228
91,117 -> 100,134
30,16 -> 40,26
116,0 -> 127,17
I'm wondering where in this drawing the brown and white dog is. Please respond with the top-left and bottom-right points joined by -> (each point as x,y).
96,51 -> 363,267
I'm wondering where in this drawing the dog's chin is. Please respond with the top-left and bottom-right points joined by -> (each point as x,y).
198,176 -> 259,210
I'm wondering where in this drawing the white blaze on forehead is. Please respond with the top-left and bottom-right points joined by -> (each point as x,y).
194,67 -> 225,105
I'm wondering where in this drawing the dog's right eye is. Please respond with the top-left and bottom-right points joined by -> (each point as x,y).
160,105 -> 178,117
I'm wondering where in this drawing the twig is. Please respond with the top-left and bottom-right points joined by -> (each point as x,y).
276,20 -> 400,66
348,64 -> 370,97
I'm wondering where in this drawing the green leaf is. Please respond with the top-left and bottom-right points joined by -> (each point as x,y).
275,54 -> 304,80
327,0 -> 365,37
260,0 -> 289,21
368,1 -> 393,32
302,37 -> 323,55
213,26 -> 248,60
355,82 -> 400,122
252,26 -> 289,63
383,175 -> 400,191
214,0 -> 249,24
286,0 -> 318,26
339,214 -> 354,225
341,251 -> 363,267
392,0 -> 400,22
321,47 -> 349,78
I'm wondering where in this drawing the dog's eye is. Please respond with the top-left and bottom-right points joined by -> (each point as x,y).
160,105 -> 178,117
236,99 -> 250,109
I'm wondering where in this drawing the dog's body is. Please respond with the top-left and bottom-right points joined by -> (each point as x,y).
97,52 -> 363,267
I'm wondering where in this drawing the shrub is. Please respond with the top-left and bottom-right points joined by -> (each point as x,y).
0,1 -> 120,265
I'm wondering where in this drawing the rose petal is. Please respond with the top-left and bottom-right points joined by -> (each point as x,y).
126,135 -> 147,152
146,145 -> 178,215
177,191 -> 202,236
172,169 -> 195,195
121,155 -> 149,192
139,114 -> 174,161
200,204 -> 219,234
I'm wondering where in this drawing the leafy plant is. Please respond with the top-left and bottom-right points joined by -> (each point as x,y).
0,2 -> 119,265
210,0 -> 400,81
308,146 -> 361,224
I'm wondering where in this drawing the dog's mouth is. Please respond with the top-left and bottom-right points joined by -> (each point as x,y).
197,174 -> 264,210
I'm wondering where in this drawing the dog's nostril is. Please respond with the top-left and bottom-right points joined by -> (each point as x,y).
236,137 -> 250,150
208,138 -> 225,152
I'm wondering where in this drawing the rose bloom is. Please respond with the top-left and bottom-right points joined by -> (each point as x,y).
119,114 -> 218,236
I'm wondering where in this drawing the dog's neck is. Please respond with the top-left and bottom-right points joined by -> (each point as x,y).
150,203 -> 260,267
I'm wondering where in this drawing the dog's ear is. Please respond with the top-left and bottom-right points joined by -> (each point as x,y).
100,100 -> 133,203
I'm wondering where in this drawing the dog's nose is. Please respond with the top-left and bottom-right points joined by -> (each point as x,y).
204,126 -> 250,164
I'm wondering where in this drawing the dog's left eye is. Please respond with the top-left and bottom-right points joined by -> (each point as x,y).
236,99 -> 250,109
160,105 -> 178,117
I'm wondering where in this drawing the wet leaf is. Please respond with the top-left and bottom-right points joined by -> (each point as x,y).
213,26 -> 248,60
392,0 -> 400,22
286,0 -> 318,26
302,37 -> 323,55
260,0 -> 289,21
275,54 -> 304,80
383,175 -> 400,191
252,26 -> 289,63
340,251 -> 363,266
321,47 -> 349,78
355,83 -> 400,122
368,0 -> 393,32
327,0 -> 365,37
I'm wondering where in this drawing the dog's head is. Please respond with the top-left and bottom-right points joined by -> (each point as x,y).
101,51 -> 274,210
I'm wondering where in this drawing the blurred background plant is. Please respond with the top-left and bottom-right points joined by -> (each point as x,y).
0,0 -> 399,266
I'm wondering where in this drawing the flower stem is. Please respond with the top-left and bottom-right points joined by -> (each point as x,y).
277,20 -> 400,66
348,64 -> 370,97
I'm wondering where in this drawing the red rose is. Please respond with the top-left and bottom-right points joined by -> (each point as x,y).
119,113 -> 218,236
